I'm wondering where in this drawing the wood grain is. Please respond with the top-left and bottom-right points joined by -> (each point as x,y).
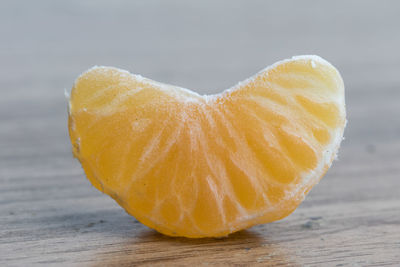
1,0 -> 400,266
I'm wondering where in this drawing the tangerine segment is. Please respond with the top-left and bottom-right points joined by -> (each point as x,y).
68,55 -> 346,238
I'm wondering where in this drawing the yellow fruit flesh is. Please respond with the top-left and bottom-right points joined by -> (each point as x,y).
68,56 -> 346,237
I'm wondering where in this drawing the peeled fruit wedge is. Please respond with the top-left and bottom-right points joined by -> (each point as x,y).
68,55 -> 346,238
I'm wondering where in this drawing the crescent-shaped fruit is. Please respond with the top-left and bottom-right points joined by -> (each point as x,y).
68,55 -> 346,238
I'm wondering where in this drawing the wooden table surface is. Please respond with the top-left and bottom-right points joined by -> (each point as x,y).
1,1 -> 400,266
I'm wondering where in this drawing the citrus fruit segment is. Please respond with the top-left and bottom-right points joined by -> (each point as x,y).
68,55 -> 346,238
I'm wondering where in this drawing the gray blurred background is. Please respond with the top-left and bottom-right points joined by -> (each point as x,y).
1,1 -> 399,154
1,1 -> 400,265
